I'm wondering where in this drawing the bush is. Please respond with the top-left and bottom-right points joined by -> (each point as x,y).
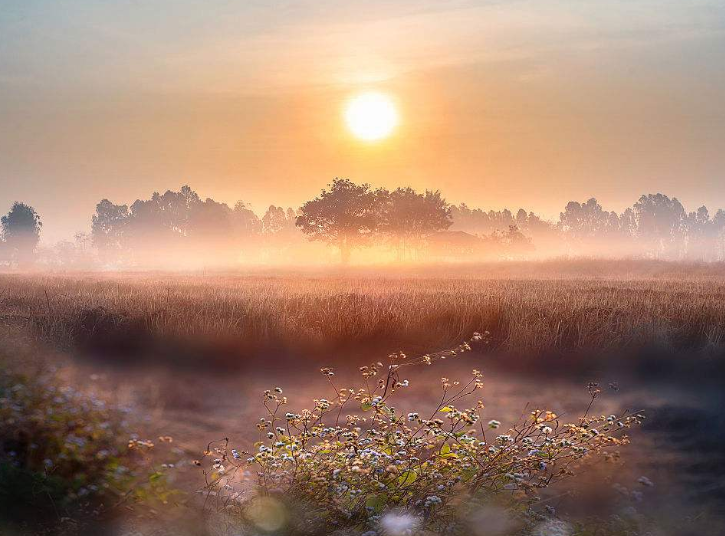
201,336 -> 640,535
0,363 -> 169,532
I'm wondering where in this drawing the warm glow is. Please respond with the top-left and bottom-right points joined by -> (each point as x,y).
344,92 -> 399,141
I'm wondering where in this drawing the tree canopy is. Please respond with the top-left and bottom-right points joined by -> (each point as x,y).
1,202 -> 42,266
296,178 -> 380,263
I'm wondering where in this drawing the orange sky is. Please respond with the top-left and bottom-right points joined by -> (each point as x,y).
1,0 -> 724,242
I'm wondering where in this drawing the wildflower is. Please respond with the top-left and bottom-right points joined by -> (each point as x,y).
637,476 -> 654,487
424,495 -> 442,508
488,419 -> 501,429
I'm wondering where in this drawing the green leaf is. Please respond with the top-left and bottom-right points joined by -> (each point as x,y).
397,470 -> 417,487
439,443 -> 457,458
365,493 -> 387,512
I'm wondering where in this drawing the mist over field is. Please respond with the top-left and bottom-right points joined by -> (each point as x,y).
2,1 -> 725,535
3,182 -> 725,271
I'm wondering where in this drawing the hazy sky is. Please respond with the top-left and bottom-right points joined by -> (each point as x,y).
1,0 -> 724,242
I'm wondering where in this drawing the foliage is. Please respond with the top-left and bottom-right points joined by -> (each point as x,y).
0,202 -> 42,266
0,363 -> 172,530
201,336 -> 639,534
296,178 -> 381,263
376,187 -> 453,260
90,185 -> 269,266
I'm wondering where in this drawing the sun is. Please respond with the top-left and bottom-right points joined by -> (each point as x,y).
344,92 -> 399,142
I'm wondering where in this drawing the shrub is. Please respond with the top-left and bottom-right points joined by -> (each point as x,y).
201,335 -> 640,535
0,363 -> 171,532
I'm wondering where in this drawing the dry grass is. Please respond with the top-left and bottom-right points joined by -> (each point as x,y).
1,262 -> 725,372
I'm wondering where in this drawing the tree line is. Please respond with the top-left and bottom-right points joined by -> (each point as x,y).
2,179 -> 725,267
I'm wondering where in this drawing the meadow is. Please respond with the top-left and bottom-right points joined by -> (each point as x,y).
1,261 -> 725,535
3,260 -> 725,371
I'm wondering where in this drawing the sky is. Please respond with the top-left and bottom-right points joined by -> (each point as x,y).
1,0 -> 724,243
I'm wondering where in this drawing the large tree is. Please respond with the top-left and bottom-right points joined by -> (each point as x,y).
296,178 -> 379,264
1,202 -> 42,266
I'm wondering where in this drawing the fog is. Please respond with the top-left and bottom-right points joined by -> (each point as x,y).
1,182 -> 725,271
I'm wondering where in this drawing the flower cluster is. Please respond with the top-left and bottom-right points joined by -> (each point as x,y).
202,335 -> 639,534
0,365 -> 174,522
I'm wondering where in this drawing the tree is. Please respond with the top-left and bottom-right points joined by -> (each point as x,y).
262,206 -> 293,235
232,201 -> 262,235
1,202 -> 42,266
296,178 -> 379,264
633,193 -> 686,258
377,187 -> 452,260
91,199 -> 129,264
559,198 -> 619,239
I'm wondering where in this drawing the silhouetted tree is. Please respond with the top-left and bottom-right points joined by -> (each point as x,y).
377,187 -> 452,260
1,202 -> 42,266
633,193 -> 686,258
296,178 -> 378,264
559,198 -> 619,239
233,201 -> 262,235
91,199 -> 129,264
262,206 -> 296,235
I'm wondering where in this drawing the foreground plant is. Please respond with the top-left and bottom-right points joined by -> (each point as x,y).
0,363 -> 175,533
202,335 -> 640,535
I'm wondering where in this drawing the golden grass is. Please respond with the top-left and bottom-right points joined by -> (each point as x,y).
2,263 -> 725,369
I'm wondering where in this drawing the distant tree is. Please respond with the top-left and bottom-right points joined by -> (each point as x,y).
296,178 -> 378,264
377,187 -> 452,260
1,202 -> 42,266
714,209 -> 725,260
91,199 -> 129,264
633,193 -> 686,258
189,198 -> 233,239
232,201 -> 262,235
559,198 -> 619,239
262,206 -> 292,235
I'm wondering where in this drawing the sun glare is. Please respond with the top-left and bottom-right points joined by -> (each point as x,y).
344,92 -> 399,142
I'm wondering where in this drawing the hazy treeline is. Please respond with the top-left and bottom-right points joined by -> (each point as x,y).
2,179 -> 725,268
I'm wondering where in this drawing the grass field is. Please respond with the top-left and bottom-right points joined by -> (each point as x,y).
2,262 -> 725,375
1,261 -> 725,535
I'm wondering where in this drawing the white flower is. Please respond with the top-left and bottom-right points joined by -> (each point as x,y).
488,420 -> 501,429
